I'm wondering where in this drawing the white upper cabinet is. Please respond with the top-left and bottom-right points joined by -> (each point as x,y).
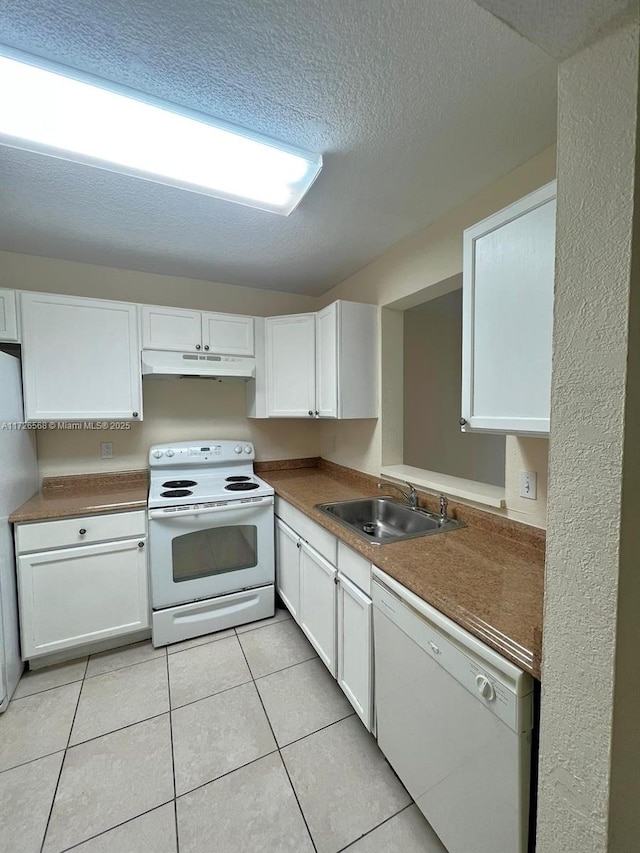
462,181 -> 556,435
202,311 -> 254,356
141,306 -> 202,352
316,303 -> 338,417
257,301 -> 378,419
21,292 -> 143,421
266,314 -> 316,417
0,289 -> 19,342
142,305 -> 254,355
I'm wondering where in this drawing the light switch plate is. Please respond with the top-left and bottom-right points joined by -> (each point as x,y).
519,470 -> 537,500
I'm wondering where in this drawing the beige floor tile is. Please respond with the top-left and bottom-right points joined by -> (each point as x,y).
86,641 -> 165,678
176,753 -> 313,853
344,805 -> 447,852
172,682 -> 276,795
166,628 -> 235,654
282,716 -> 411,853
168,636 -> 251,708
0,751 -> 64,853
238,618 -> 317,679
235,605 -> 292,634
256,657 -> 353,746
70,803 -> 177,853
70,657 -> 169,745
13,657 -> 87,699
43,715 -> 174,853
0,682 -> 80,772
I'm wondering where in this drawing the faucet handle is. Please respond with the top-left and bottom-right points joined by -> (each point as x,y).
439,493 -> 449,520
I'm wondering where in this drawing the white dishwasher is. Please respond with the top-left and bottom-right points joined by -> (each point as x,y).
373,568 -> 534,853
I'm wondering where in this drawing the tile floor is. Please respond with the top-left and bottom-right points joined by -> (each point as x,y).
1,606 -> 447,853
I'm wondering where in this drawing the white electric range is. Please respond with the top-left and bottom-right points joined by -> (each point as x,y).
147,440 -> 275,647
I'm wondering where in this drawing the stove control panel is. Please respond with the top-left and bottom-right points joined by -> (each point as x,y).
149,440 -> 255,466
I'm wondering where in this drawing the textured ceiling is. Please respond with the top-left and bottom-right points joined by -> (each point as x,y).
0,0 -> 557,295
473,0 -> 634,60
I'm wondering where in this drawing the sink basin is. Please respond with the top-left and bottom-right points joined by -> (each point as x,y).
315,497 -> 465,544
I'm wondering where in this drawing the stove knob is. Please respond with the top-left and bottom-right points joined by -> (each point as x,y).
234,445 -> 243,454
244,445 -> 252,454
165,449 -> 175,457
153,450 -> 163,459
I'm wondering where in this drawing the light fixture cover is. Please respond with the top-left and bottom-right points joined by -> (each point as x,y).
0,47 -> 322,215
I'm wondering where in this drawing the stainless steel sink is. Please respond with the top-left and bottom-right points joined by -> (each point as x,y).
315,497 -> 465,544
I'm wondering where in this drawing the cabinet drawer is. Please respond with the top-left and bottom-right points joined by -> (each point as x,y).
275,498 -> 336,564
16,510 -> 146,553
337,541 -> 371,595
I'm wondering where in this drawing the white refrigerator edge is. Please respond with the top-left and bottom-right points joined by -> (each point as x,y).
0,350 -> 38,710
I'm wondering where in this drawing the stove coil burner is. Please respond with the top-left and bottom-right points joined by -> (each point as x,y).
225,482 -> 259,491
160,489 -> 193,498
162,480 -> 197,489
225,476 -> 251,482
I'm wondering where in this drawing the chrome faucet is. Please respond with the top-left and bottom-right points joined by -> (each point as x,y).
439,494 -> 449,524
377,480 -> 419,510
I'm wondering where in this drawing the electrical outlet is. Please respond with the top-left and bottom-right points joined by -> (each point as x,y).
100,442 -> 113,459
519,470 -> 537,500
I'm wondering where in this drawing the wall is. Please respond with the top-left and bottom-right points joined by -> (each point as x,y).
319,145 -> 556,527
0,251 -> 318,316
538,13 -> 640,851
36,379 -> 320,478
403,290 -> 505,486
0,251 -> 321,477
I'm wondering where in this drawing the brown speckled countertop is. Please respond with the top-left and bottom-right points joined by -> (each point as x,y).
9,470 -> 148,523
262,462 -> 545,680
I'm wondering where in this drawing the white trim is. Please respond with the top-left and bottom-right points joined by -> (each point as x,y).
380,464 -> 506,508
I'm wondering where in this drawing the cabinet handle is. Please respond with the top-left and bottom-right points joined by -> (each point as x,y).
79,528 -> 87,535
296,541 -> 301,549
204,345 -> 210,351
138,541 -> 145,548
314,410 -> 319,416
308,410 -> 313,416
459,417 -> 467,426
132,412 -> 139,418
196,344 -> 201,350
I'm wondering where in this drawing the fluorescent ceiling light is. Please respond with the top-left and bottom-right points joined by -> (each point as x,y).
0,48 -> 322,215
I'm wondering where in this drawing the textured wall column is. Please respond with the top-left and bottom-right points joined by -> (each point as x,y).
538,14 -> 640,853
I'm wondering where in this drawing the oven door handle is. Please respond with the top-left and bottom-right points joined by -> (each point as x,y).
148,495 -> 273,520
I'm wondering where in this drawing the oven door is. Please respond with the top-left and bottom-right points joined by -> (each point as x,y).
148,496 -> 274,609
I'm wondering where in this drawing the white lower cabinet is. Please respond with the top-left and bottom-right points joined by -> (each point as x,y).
275,517 -> 301,619
16,511 -> 149,660
299,542 -> 337,675
337,573 -> 373,730
274,502 -> 374,730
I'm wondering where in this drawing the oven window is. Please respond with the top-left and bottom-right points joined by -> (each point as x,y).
172,525 -> 258,583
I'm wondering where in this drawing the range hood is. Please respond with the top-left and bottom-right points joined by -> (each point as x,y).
142,350 -> 255,379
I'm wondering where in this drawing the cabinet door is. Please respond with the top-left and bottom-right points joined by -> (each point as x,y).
141,305 -> 202,352
316,303 -> 338,418
17,538 -> 149,659
275,518 -> 301,619
299,541 -> 337,675
21,293 -> 142,421
266,314 -> 316,417
462,182 -> 555,435
202,312 -> 254,356
337,573 -> 373,730
0,288 -> 19,342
